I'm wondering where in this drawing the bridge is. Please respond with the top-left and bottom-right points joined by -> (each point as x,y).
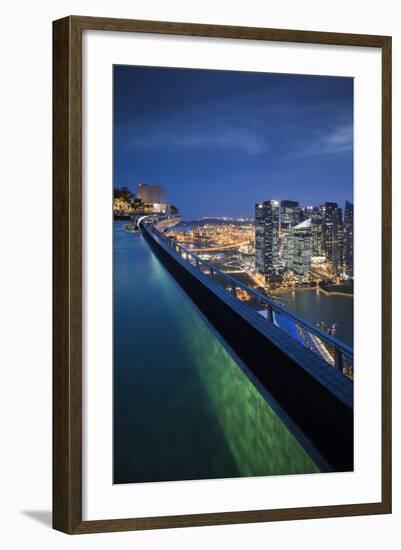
139,217 -> 354,472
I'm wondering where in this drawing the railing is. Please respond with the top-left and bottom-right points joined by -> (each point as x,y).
144,221 -> 353,379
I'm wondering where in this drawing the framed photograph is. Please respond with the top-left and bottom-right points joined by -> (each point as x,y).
53,16 -> 392,534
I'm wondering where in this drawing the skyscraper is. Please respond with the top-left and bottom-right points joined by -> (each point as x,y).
311,207 -> 324,256
255,203 -> 265,275
285,219 -> 312,277
255,200 -> 280,282
323,202 -> 337,261
280,200 -> 302,267
280,200 -> 301,235
283,232 -> 294,270
304,205 -> 314,219
333,207 -> 344,274
323,202 -> 343,274
136,183 -> 167,205
343,200 -> 354,277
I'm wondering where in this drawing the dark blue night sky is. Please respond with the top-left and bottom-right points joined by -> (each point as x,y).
113,65 -> 353,218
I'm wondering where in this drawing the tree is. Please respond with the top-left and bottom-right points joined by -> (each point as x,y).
113,187 -> 135,213
132,197 -> 144,211
114,186 -> 133,203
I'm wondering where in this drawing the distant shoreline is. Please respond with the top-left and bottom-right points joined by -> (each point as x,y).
270,286 -> 353,298
317,286 -> 353,298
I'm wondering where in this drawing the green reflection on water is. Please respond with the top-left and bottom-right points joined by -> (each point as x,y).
190,322 -> 319,476
160,262 -> 319,477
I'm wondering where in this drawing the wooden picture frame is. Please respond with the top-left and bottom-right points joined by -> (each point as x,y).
53,15 -> 392,534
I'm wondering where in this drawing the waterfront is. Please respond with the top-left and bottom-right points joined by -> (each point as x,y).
172,228 -> 353,348
113,221 -> 320,484
167,221 -> 353,350
278,288 -> 353,347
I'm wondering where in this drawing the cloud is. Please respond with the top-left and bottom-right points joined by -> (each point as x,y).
122,104 -> 271,156
325,124 -> 353,153
117,85 -> 353,160
296,124 -> 354,157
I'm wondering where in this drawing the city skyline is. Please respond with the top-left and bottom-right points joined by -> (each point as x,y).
254,199 -> 353,283
114,65 -> 353,218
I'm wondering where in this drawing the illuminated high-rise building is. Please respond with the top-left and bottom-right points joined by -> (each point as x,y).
343,200 -> 354,277
136,183 -> 167,206
333,207 -> 344,274
280,200 -> 302,267
255,204 -> 265,275
255,200 -> 280,281
311,206 -> 324,256
285,219 -> 312,276
323,202 -> 337,261
280,200 -> 301,235
304,205 -> 314,218
323,202 -> 343,274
